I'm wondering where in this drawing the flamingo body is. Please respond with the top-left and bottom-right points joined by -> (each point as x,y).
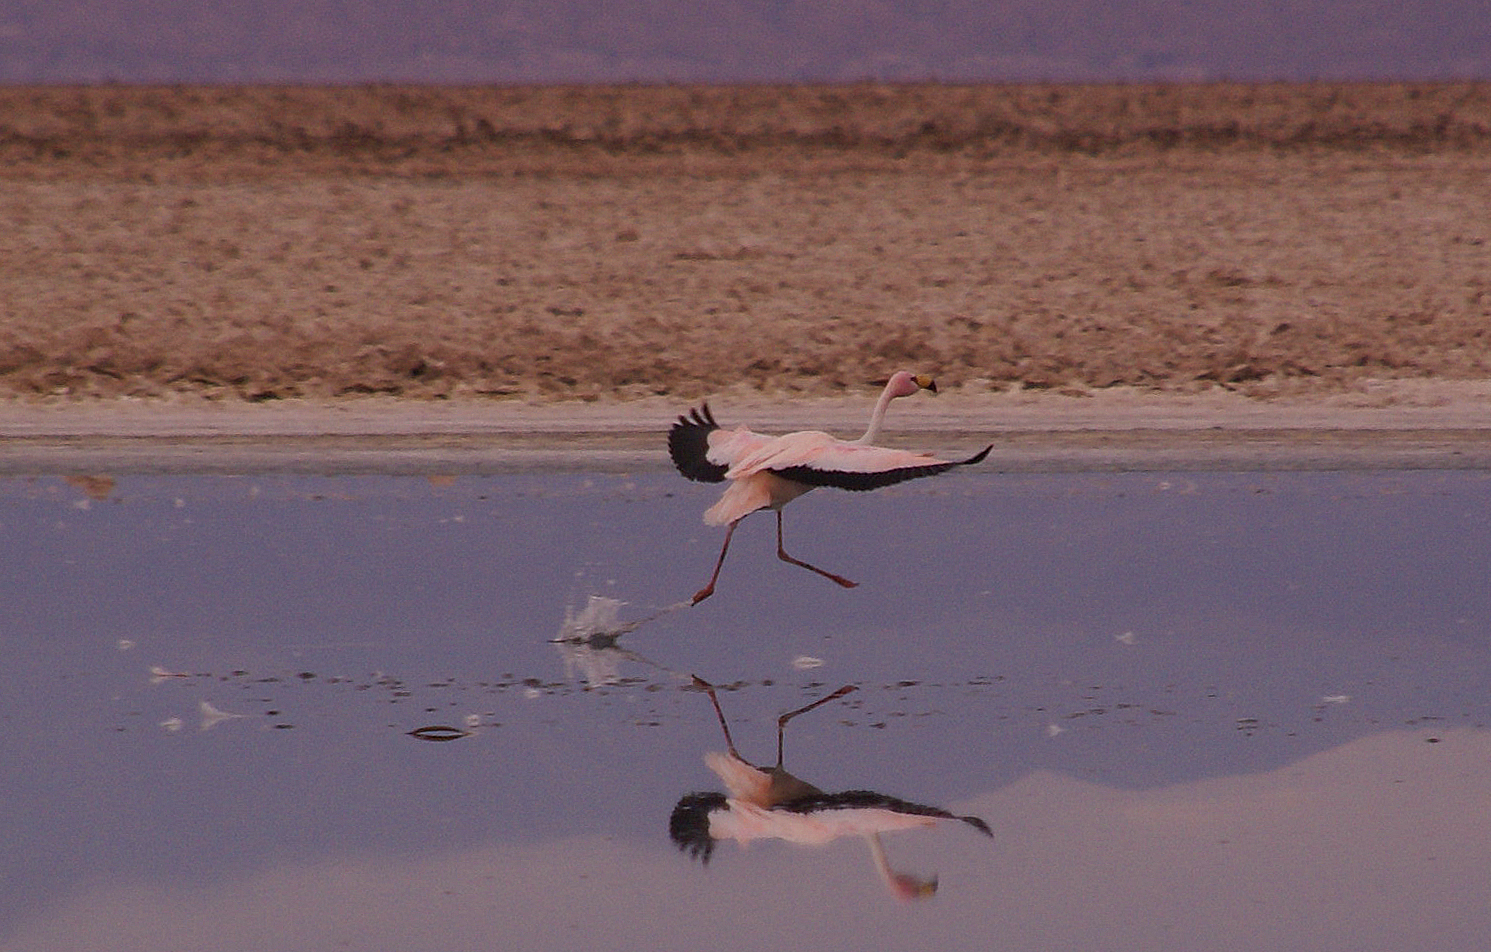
694,748 -> 990,848
669,679 -> 992,899
668,371 -> 992,602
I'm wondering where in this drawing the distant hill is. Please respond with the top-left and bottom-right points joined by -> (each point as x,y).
2,0 -> 1488,83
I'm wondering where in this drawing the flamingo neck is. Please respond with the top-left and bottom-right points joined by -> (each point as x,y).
866,832 -> 893,876
857,386 -> 896,444
865,834 -> 905,895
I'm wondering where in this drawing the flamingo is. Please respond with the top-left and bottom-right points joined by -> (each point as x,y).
668,371 -> 992,603
669,677 -> 992,900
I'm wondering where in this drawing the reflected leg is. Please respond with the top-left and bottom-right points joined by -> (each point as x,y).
775,510 -> 858,589
693,675 -> 746,762
775,684 -> 858,768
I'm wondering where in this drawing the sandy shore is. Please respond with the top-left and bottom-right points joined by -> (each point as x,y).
3,84 -> 1488,473
4,380 -> 1489,474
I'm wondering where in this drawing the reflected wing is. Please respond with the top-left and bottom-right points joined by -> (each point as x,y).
712,796 -> 977,846
784,791 -> 993,837
706,789 -> 993,847
670,792 -> 727,863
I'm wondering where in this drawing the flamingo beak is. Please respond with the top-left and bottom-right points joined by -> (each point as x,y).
914,374 -> 937,393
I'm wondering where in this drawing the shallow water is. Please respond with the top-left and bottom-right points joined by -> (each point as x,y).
4,468 -> 1491,952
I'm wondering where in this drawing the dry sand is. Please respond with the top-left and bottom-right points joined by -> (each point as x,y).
2,84 -> 1489,471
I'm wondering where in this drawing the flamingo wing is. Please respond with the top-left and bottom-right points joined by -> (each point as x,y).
782,790 -> 993,837
771,442 -> 993,492
668,404 -> 727,482
668,403 -> 775,483
712,792 -> 989,846
669,788 -> 990,861
671,402 -> 992,492
669,792 -> 727,863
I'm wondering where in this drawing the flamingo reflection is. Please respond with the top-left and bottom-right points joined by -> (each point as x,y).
670,677 -> 991,900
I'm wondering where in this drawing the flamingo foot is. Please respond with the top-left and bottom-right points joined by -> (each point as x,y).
777,549 -> 858,589
775,511 -> 857,590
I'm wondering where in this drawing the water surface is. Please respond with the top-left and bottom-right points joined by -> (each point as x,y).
3,469 -> 1490,951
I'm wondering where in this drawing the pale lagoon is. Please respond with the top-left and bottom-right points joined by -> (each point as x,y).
4,467 -> 1490,951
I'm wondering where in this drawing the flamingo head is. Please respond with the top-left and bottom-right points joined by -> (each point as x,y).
886,371 -> 937,399
887,871 -> 940,901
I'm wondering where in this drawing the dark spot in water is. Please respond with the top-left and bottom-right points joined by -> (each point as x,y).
408,725 -> 471,742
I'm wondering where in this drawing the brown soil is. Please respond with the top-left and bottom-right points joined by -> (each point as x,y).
2,83 -> 1489,404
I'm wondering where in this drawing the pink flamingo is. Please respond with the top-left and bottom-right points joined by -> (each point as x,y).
670,677 -> 992,900
668,371 -> 992,603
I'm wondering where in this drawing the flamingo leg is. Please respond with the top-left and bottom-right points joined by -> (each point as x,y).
775,510 -> 858,589
691,521 -> 739,604
775,684 -> 858,768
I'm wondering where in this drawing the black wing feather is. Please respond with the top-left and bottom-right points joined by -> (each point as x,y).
772,444 -> 992,492
779,789 -> 993,837
668,403 -> 727,483
669,791 -> 728,863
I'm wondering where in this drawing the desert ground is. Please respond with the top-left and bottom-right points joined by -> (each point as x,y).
1,83 -> 1488,464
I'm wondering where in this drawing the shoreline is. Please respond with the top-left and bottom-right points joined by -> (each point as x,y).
4,383 -> 1488,474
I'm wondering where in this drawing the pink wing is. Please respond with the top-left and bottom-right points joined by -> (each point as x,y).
758,437 -> 993,491
711,800 -> 944,846
708,426 -> 776,470
669,404 -> 772,482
